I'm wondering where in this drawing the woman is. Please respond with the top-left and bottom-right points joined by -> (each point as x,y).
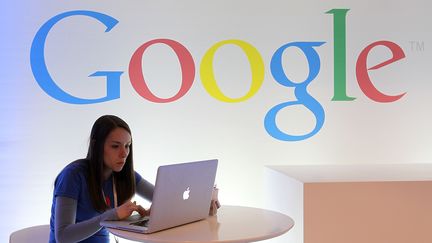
49,115 -> 155,242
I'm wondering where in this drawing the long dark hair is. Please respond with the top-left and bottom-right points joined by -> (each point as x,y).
86,115 -> 136,212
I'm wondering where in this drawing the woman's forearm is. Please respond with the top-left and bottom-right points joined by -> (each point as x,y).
54,196 -> 117,243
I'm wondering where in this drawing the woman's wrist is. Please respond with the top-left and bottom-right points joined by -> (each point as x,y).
102,208 -> 119,221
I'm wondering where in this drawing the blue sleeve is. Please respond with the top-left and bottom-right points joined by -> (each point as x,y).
135,171 -> 142,184
54,167 -> 82,200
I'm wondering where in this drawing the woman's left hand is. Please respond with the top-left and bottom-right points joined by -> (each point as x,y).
209,186 -> 221,216
209,199 -> 220,216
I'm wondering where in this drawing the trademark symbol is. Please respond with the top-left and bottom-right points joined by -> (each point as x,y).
408,41 -> 425,52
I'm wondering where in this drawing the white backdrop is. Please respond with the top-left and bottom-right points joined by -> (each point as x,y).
1,0 -> 431,242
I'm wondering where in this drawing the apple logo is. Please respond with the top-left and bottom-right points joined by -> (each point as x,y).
183,187 -> 190,200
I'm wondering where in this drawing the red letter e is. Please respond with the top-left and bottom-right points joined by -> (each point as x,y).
356,41 -> 406,102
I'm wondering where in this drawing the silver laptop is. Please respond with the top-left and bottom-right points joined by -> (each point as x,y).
101,159 -> 218,234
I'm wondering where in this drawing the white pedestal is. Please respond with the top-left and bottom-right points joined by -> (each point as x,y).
263,164 -> 432,243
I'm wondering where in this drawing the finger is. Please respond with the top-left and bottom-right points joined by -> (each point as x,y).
137,205 -> 147,216
129,204 -> 139,211
215,200 -> 221,208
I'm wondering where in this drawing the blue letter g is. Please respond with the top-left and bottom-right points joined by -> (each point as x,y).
30,10 -> 122,104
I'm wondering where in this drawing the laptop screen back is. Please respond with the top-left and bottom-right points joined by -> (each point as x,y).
146,159 -> 218,233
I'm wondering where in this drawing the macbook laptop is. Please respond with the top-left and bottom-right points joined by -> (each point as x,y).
101,159 -> 218,234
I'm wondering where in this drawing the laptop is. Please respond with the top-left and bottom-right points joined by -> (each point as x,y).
101,159 -> 218,234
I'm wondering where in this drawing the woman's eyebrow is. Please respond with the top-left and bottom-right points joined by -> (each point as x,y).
109,140 -> 131,144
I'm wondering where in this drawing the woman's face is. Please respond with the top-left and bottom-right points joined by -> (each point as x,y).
103,127 -> 132,173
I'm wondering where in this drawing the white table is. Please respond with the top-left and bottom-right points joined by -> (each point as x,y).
107,205 -> 294,243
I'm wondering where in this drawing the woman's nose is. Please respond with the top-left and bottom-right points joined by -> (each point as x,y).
120,147 -> 128,157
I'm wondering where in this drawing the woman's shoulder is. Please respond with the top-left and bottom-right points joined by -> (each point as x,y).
59,159 -> 89,177
54,159 -> 90,196
53,159 -> 89,189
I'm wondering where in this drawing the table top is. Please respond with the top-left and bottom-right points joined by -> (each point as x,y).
107,205 -> 294,243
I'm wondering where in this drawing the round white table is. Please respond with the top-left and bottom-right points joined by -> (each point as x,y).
107,205 -> 294,243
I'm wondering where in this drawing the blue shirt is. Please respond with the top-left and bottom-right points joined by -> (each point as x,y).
49,159 -> 142,242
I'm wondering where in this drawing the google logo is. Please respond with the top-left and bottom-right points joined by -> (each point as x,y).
30,9 -> 406,141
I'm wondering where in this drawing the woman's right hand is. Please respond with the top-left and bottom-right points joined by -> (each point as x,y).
116,201 -> 149,220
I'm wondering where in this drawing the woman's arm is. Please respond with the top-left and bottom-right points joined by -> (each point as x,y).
136,178 -> 155,201
54,196 -> 117,243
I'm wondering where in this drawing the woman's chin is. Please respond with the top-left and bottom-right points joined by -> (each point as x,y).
113,165 -> 124,172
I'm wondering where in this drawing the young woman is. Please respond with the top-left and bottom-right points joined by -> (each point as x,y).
49,115 -> 155,242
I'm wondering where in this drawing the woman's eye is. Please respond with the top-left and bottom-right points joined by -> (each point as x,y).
111,145 -> 119,149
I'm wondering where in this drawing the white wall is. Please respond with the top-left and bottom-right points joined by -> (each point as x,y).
263,167 -> 304,243
1,0 -> 431,241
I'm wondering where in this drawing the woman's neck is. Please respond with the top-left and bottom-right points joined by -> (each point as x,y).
103,167 -> 113,180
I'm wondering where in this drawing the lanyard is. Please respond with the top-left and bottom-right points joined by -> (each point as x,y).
102,176 -> 120,243
102,175 -> 118,208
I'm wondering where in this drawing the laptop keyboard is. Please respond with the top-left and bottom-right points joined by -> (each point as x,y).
130,218 -> 149,227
